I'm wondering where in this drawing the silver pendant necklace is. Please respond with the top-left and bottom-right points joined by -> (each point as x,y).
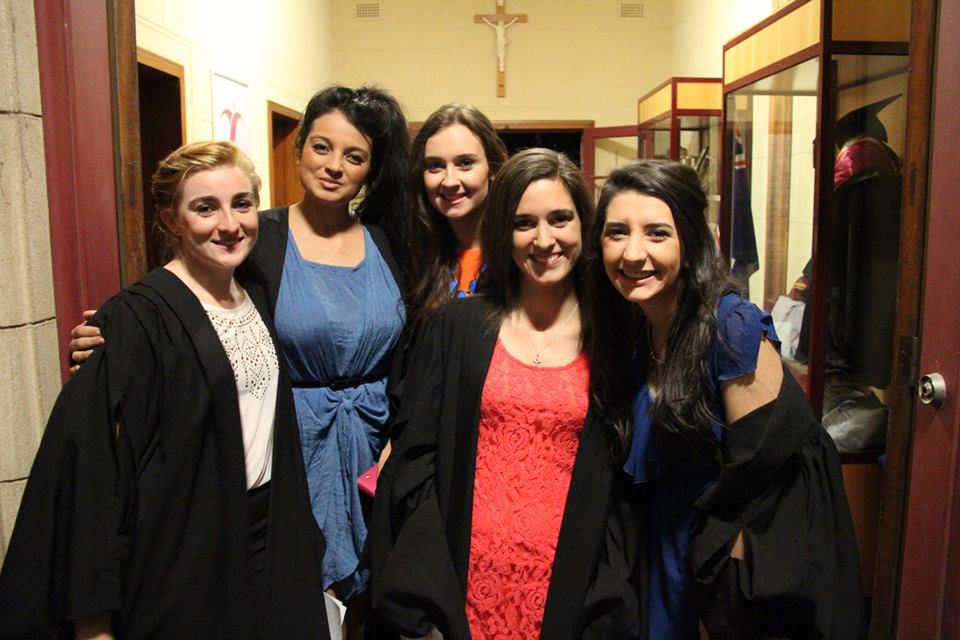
523,302 -> 580,366
646,323 -> 666,367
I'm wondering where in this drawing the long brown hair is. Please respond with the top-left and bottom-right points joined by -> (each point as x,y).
478,148 -> 595,336
404,104 -> 508,332
588,160 -> 731,463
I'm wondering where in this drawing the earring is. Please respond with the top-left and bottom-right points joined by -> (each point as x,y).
349,184 -> 367,216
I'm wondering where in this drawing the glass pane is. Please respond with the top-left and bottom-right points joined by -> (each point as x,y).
679,115 -> 721,232
819,55 -> 908,444
592,135 -> 638,200
639,116 -> 671,160
724,56 -> 819,320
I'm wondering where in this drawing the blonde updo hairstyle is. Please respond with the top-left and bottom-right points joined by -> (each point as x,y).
152,140 -> 261,256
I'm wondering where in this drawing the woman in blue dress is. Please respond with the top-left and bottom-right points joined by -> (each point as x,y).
240,86 -> 407,605
587,160 -> 866,639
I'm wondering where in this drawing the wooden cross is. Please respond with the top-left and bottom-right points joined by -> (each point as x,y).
474,1 -> 527,97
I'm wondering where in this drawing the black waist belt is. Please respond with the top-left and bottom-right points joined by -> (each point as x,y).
293,373 -> 384,391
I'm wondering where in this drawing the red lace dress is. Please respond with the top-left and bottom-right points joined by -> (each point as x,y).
465,339 -> 589,640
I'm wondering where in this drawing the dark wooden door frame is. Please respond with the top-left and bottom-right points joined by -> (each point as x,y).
893,0 -> 960,637
267,100 -> 302,209
112,5 -> 145,288
867,0 -> 938,637
492,120 -> 595,165
137,49 -> 187,144
409,118 -> 594,147
35,0 -> 128,380
490,119 -> 594,133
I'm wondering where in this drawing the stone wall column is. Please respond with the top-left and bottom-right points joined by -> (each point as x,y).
0,0 -> 61,559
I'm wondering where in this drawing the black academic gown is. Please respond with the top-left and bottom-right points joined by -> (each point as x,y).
0,269 -> 329,640
370,298 -> 641,640
690,370 -> 866,640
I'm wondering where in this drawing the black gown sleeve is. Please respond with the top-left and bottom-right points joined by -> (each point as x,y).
690,374 -> 866,640
0,297 -> 158,638
369,307 -> 473,640
578,476 -> 645,640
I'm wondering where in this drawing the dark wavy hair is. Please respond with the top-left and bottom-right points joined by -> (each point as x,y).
295,85 -> 409,248
479,148 -> 595,331
588,160 -> 732,464
405,104 -> 508,332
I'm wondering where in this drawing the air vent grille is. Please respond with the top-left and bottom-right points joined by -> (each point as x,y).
620,3 -> 644,18
356,3 -> 380,19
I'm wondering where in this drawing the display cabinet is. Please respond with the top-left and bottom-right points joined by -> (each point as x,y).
637,77 -> 722,229
719,0 -> 910,603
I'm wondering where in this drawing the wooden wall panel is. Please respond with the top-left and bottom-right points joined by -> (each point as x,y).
676,81 -> 722,111
638,85 -> 671,125
725,1 -> 821,86
833,0 -> 911,42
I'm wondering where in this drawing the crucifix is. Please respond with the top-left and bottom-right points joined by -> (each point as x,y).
474,0 -> 527,97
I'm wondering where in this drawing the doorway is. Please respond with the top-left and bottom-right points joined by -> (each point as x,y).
137,49 -> 185,271
493,120 -> 594,168
268,101 -> 303,209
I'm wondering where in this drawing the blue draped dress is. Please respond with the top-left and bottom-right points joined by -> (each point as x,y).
274,226 -> 405,599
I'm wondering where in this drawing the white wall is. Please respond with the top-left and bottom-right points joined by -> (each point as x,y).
330,0 -> 672,125
135,0 -> 334,207
670,0 -> 776,78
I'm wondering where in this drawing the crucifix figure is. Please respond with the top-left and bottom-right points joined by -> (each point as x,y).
474,1 -> 527,97
481,16 -> 518,73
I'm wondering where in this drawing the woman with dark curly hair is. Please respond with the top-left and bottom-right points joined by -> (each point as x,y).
240,86 -> 408,611
589,159 -> 865,639
67,87 -> 410,635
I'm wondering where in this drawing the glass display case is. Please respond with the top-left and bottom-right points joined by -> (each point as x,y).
637,77 -> 722,230
720,0 -> 911,600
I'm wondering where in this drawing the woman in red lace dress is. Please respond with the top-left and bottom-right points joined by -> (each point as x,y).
370,149 -> 640,640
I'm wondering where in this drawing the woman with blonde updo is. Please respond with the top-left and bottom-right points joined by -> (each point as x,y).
0,141 -> 329,639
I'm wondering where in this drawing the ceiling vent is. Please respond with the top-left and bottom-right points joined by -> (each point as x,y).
619,3 -> 644,18
356,3 -> 380,19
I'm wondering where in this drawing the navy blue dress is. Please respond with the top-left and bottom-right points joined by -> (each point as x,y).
624,293 -> 780,639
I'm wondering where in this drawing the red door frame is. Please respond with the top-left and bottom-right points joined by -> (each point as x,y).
896,0 -> 960,636
34,0 -> 122,381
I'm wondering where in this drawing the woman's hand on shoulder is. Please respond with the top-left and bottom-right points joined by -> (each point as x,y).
719,338 -> 782,424
68,309 -> 104,374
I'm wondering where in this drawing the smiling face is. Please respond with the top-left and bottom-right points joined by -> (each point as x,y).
297,110 -> 372,209
601,190 -> 683,316
422,123 -> 492,222
165,165 -> 259,276
512,178 -> 582,291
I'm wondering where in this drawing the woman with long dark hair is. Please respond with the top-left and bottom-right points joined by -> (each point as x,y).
404,103 -> 508,330
374,104 -> 508,469
589,159 -> 865,639
239,86 -> 408,612
371,149 -> 639,640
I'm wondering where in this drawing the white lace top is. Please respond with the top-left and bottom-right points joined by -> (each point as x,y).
203,290 -> 278,489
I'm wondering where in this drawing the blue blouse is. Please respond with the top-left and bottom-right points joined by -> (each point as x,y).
274,226 -> 405,599
624,292 -> 780,639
